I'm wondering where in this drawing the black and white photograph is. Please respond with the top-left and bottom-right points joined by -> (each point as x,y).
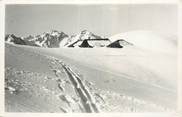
3,2 -> 180,114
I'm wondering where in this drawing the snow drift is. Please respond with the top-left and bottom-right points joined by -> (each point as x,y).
110,30 -> 177,54
5,43 -> 177,112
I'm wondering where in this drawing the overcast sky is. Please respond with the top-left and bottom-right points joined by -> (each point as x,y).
5,4 -> 177,37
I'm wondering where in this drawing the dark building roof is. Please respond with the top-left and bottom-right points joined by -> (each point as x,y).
79,40 -> 93,48
107,39 -> 133,48
67,38 -> 111,48
107,40 -> 123,48
86,38 -> 110,41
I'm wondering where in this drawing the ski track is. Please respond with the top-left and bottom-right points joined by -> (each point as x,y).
62,64 -> 99,113
47,56 -> 100,113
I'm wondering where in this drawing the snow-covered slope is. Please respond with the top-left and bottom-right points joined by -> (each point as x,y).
5,43 -> 176,112
110,30 -> 177,54
5,44 -> 86,112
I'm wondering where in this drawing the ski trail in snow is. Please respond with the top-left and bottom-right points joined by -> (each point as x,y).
46,56 -> 100,113
61,63 -> 100,113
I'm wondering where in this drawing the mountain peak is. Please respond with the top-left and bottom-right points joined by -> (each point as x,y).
50,30 -> 60,35
80,30 -> 90,34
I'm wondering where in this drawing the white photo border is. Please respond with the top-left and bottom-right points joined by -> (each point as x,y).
0,0 -> 181,117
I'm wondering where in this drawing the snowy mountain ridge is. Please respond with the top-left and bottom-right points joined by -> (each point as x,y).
64,30 -> 104,47
24,30 -> 69,48
5,30 -> 175,54
5,30 -> 106,48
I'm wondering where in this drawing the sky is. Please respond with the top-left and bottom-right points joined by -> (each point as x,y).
5,4 -> 177,37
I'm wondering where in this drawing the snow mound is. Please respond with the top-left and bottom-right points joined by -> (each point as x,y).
110,30 -> 177,54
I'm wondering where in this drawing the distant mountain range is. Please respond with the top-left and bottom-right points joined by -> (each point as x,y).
5,30 -> 133,48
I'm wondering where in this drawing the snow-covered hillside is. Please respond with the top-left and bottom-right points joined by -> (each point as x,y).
5,41 -> 177,112
110,30 -> 177,54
